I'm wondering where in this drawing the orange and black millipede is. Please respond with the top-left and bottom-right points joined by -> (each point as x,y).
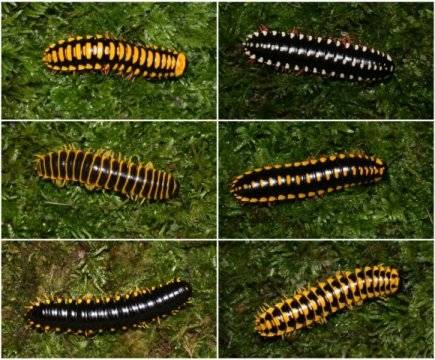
26,279 -> 192,335
42,34 -> 187,80
256,265 -> 400,338
35,146 -> 179,202
230,151 -> 387,204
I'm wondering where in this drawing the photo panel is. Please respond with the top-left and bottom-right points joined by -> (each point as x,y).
219,2 -> 433,119
219,240 -> 433,358
2,240 -> 217,358
2,2 -> 216,119
2,121 -> 216,239
219,121 -> 433,239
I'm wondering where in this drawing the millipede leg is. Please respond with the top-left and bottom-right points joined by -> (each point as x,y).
336,32 -> 359,45
84,183 -> 97,191
145,161 -> 154,169
295,287 -> 306,295
54,179 -> 67,187
138,322 -> 149,329
258,24 -> 269,32
101,65 -> 110,76
288,26 -> 301,36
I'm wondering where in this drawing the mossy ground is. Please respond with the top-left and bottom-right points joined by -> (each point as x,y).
2,121 -> 216,239
219,241 -> 433,358
219,2 -> 433,119
2,241 -> 216,358
2,2 -> 216,119
219,122 -> 433,239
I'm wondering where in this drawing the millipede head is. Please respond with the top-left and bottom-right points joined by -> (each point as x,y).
34,156 -> 44,176
254,308 -> 289,338
172,178 -> 180,198
390,267 -> 400,293
26,303 -> 43,327
175,52 -> 188,78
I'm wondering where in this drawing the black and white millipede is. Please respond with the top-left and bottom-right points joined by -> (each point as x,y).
26,279 -> 192,335
242,26 -> 394,81
230,151 -> 387,204
42,34 -> 187,80
256,265 -> 399,338
35,146 -> 179,202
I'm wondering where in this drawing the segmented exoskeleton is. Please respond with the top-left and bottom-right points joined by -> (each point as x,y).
230,152 -> 387,204
35,146 -> 179,202
255,265 -> 399,338
26,279 -> 192,336
243,26 -> 394,81
42,34 -> 187,80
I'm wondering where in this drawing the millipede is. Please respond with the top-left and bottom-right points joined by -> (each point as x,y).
255,265 -> 400,338
230,151 -> 387,204
42,34 -> 187,80
243,26 -> 394,81
26,278 -> 192,335
35,146 -> 179,202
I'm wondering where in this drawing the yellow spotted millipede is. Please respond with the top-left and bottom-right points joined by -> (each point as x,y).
26,279 -> 192,335
230,152 -> 387,204
42,34 -> 187,80
255,265 -> 400,338
35,146 -> 179,202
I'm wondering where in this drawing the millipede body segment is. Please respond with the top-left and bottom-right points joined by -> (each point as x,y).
255,265 -> 399,338
243,28 -> 394,81
26,279 -> 192,335
42,34 -> 187,79
35,147 -> 179,201
230,152 -> 387,204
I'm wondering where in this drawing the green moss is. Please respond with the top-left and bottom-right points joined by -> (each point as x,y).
219,241 -> 433,357
2,241 -> 216,357
219,122 -> 433,239
2,122 -> 216,239
2,2 -> 216,119
219,3 -> 433,119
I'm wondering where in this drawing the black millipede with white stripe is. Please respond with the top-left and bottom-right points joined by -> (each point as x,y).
26,279 -> 192,335
230,152 -> 387,204
35,146 -> 179,202
243,27 -> 394,81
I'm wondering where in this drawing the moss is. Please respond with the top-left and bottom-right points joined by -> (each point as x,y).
219,121 -> 433,239
219,2 -> 433,119
2,122 -> 216,239
2,241 -> 216,357
2,2 -> 216,119
219,241 -> 433,357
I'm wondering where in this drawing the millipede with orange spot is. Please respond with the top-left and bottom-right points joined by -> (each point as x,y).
230,152 -> 387,204
35,146 -> 179,202
255,265 -> 399,338
42,34 -> 187,80
26,279 -> 192,335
